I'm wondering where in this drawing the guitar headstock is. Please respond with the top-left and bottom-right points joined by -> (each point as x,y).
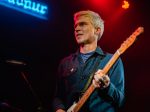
118,27 -> 144,55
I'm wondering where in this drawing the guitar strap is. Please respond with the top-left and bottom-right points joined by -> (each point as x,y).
81,55 -> 103,94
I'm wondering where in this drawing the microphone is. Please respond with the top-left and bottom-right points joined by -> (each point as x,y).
6,59 -> 27,66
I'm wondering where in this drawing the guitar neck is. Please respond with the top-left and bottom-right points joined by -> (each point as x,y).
73,50 -> 120,112
103,50 -> 120,74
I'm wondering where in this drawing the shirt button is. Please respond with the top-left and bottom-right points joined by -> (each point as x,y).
81,76 -> 86,80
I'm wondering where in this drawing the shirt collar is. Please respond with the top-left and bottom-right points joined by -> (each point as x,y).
74,46 -> 105,57
95,47 -> 105,56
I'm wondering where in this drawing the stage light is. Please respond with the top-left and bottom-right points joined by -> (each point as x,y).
122,0 -> 129,9
0,0 -> 48,20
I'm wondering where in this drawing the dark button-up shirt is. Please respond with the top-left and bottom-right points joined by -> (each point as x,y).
53,47 -> 125,112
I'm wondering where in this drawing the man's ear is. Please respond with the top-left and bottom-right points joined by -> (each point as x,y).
95,27 -> 101,36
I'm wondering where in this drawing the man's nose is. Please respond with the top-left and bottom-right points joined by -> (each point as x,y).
75,25 -> 81,32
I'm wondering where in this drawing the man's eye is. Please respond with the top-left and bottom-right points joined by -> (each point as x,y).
79,22 -> 86,26
74,22 -> 87,28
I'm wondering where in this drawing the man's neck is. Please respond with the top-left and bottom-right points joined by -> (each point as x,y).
80,43 -> 97,54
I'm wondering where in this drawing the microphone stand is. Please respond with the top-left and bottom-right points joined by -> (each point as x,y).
20,71 -> 45,112
2,59 -> 46,112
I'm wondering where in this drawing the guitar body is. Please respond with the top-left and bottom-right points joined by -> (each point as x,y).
67,102 -> 77,112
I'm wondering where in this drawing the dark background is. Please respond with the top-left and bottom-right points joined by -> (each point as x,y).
0,0 -> 149,112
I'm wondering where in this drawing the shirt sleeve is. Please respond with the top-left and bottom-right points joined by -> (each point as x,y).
52,61 -> 66,111
99,58 -> 125,108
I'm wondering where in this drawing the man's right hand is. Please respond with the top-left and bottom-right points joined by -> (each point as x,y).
92,69 -> 110,89
56,109 -> 66,112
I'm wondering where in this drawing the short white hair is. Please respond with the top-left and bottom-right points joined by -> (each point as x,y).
74,10 -> 104,40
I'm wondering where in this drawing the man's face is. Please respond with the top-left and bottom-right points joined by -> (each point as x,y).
74,16 -> 97,45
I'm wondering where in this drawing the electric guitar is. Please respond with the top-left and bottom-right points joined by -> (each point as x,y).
67,26 -> 144,112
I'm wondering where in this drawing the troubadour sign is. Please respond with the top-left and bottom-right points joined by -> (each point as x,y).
0,0 -> 48,20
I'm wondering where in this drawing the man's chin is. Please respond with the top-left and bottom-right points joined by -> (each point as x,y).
76,39 -> 87,45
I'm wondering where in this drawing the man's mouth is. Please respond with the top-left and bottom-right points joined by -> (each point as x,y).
76,34 -> 83,37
